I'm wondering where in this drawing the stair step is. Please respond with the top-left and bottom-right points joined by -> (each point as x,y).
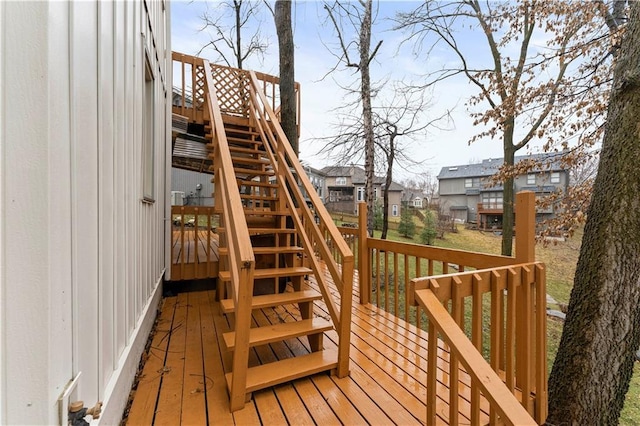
218,266 -> 311,282
219,246 -> 304,256
237,180 -> 278,189
240,194 -> 278,201
244,209 -> 295,216
233,167 -> 274,176
225,348 -> 338,394
229,146 -> 266,155
227,136 -> 261,144
223,318 -> 332,351
220,289 -> 322,313
232,156 -> 270,166
218,227 -> 297,235
223,126 -> 260,136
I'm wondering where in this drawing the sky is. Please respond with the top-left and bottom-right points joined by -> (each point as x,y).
170,1 -> 509,181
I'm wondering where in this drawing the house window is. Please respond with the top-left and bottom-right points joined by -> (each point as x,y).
465,178 -> 473,188
527,174 -> 536,185
143,54 -> 155,202
357,187 -> 364,202
414,198 -> 423,208
392,204 -> 398,217
374,188 -> 379,200
551,172 -> 560,184
335,177 -> 347,185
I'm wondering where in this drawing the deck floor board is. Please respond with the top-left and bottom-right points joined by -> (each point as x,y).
125,267 -> 496,425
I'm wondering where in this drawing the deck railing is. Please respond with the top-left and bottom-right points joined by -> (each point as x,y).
412,262 -> 546,424
170,205 -> 218,280
245,69 -> 355,378
172,52 -> 300,137
338,193 -> 545,424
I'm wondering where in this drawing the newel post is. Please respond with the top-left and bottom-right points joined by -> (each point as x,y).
515,191 -> 536,263
358,202 -> 370,304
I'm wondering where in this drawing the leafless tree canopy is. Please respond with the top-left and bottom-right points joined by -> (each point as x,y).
197,0 -> 269,69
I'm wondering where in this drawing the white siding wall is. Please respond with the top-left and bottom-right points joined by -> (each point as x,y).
0,1 -> 170,424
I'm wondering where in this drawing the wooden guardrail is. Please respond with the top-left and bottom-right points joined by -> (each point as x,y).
411,262 -> 546,424
172,52 -> 300,137
246,70 -> 355,378
170,205 -> 218,280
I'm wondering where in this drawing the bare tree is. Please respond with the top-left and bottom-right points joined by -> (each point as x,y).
373,90 -> 445,239
547,1 -> 640,422
324,0 -> 383,234
274,0 -> 298,154
197,0 -> 269,69
395,1 -> 618,255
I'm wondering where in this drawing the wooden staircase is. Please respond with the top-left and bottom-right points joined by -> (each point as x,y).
199,60 -> 355,412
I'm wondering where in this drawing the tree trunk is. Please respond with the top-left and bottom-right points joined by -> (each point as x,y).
547,3 -> 640,423
501,124 -> 515,256
381,133 -> 396,240
360,0 -> 375,235
274,0 -> 297,154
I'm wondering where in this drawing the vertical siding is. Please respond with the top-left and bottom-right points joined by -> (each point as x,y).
0,2 -> 5,422
0,1 -> 170,424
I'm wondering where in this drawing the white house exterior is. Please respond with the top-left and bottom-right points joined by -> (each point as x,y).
0,1 -> 170,424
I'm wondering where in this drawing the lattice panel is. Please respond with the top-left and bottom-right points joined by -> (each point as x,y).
193,64 -> 206,109
210,65 -> 250,117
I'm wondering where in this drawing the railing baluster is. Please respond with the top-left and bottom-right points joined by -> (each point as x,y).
471,273 -> 483,425
384,249 -> 389,311
450,276 -> 463,426
375,249 -> 381,308
393,252 -> 399,317
490,270 -> 503,424
416,257 -> 422,329
427,309 -> 438,425
404,254 -> 409,322
506,268 -> 517,393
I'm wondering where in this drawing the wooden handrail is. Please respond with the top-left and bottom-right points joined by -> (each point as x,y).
411,262 -> 547,424
415,286 -> 537,425
246,70 -> 354,377
202,59 -> 255,411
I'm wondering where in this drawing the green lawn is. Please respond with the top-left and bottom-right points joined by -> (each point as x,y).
358,219 -> 639,423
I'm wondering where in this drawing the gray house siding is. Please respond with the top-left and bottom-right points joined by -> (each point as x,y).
171,167 -> 215,206
437,152 -> 569,224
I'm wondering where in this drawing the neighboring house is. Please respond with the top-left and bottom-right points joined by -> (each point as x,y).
321,165 -> 404,218
402,190 -> 430,209
0,2 -> 170,425
303,164 -> 326,203
437,152 -> 569,228
172,167 -> 215,206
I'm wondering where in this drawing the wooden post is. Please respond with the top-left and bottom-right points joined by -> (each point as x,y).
514,191 -> 536,399
358,202 -> 370,304
515,191 -> 535,263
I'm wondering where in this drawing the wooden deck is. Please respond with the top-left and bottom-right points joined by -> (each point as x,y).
171,228 -> 219,281
125,268 -> 497,425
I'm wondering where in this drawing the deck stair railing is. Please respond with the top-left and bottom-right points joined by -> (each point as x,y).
331,194 -> 546,424
411,262 -> 546,425
202,59 -> 257,411
245,69 -> 355,378
181,54 -> 355,412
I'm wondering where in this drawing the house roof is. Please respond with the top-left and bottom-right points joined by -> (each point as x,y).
321,165 -> 404,191
437,152 -> 567,180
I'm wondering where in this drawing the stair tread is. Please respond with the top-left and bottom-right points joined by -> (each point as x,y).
231,156 -> 270,165
223,318 -> 332,351
229,146 -> 267,155
218,227 -> 297,234
218,266 -> 311,281
220,289 -> 322,313
225,348 -> 338,394
219,246 -> 304,256
240,194 -> 278,200
237,179 -> 278,188
234,167 -> 274,176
